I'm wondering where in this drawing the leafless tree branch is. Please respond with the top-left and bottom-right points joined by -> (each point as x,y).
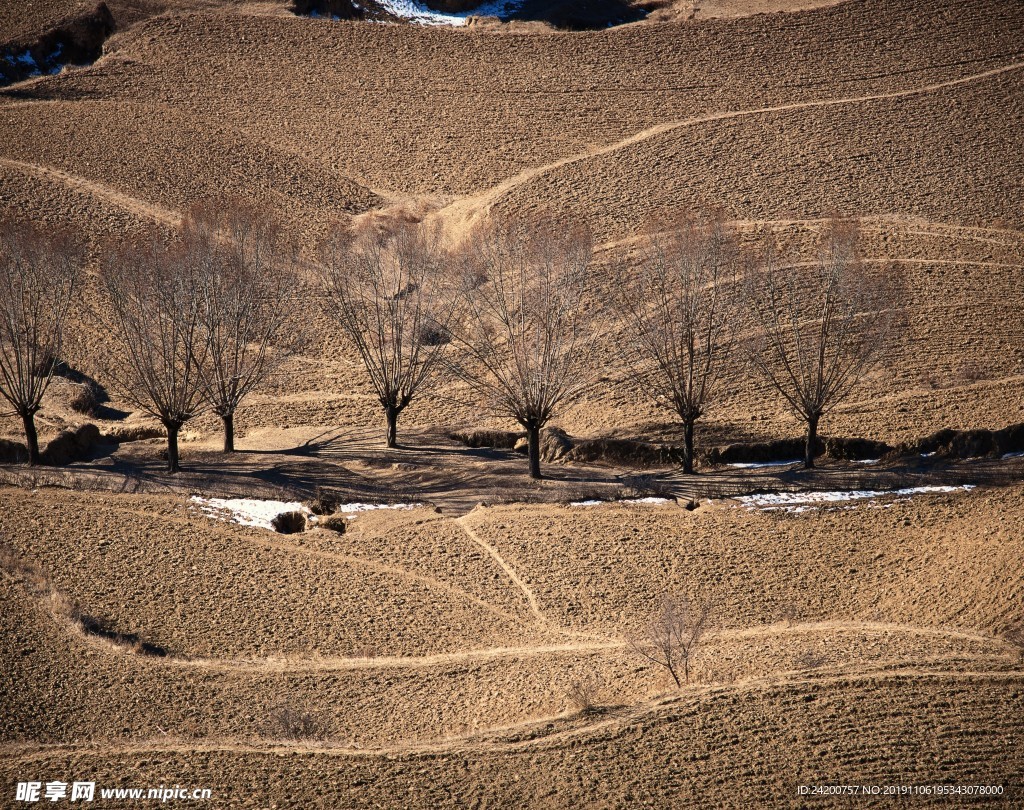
446,215 -> 597,479
97,232 -> 208,473
743,218 -> 904,468
0,219 -> 83,464
185,200 -> 304,452
318,220 -> 460,448
613,211 -> 740,473
629,592 -> 713,688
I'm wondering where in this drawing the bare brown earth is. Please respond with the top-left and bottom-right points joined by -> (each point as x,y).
2,0 -> 1024,805
1,484 -> 1022,804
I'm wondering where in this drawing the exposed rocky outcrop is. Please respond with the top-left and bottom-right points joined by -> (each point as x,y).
513,426 -> 574,462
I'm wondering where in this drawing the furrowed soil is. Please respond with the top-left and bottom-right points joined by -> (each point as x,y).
1,0 -> 1023,806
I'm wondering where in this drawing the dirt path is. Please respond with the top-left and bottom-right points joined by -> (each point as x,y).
456,517 -> 548,626
159,619 -> 1013,671
595,214 -> 1024,252
4,665 -> 1019,763
178,639 -> 625,673
0,156 -> 180,227
433,59 -> 1024,237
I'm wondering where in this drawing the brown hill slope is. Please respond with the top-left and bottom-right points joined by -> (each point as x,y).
0,0 -> 1021,455
1,482 -> 1022,803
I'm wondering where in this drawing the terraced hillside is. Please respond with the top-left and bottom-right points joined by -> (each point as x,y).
2,0 -> 1024,805
2,0 -> 1022,452
1,484 -> 1021,804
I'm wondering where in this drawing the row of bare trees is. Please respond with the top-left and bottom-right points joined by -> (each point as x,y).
0,208 -> 901,476
617,214 -> 902,472
324,212 -> 900,478
97,203 -> 301,471
317,216 -> 597,479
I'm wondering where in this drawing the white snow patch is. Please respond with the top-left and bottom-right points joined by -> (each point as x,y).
727,459 -> 801,469
736,484 -> 975,512
1002,451 -> 1024,459
569,496 -> 672,507
332,502 -> 420,515
191,497 -> 421,530
191,496 -> 309,530
365,0 -> 524,27
853,458 -> 881,465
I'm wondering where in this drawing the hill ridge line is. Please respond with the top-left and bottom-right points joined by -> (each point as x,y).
435,58 -> 1024,234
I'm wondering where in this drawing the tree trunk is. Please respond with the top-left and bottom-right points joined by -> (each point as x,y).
385,406 -> 398,449
682,419 -> 695,475
804,414 -> 819,469
222,411 -> 235,453
165,421 -> 181,473
21,410 -> 40,466
527,424 -> 542,479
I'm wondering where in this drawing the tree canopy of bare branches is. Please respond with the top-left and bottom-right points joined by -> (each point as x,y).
99,234 -> 207,473
744,219 -> 903,468
319,221 -> 460,448
0,219 -> 83,464
447,216 -> 596,479
186,201 -> 301,452
629,592 -> 713,687
614,212 -> 739,474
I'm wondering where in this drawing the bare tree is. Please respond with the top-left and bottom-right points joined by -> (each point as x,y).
98,234 -> 207,473
629,592 -> 712,687
448,216 -> 596,479
744,219 -> 902,468
186,201 -> 301,453
614,212 -> 738,474
0,220 -> 82,465
319,221 -> 460,448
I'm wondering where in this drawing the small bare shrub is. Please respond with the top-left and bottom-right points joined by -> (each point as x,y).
564,675 -> 603,717
307,487 -> 340,516
269,704 -> 323,741
630,593 -> 713,687
320,514 -> 347,534
777,601 -> 799,628
271,511 -> 307,534
957,363 -> 990,385
68,380 -> 103,416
